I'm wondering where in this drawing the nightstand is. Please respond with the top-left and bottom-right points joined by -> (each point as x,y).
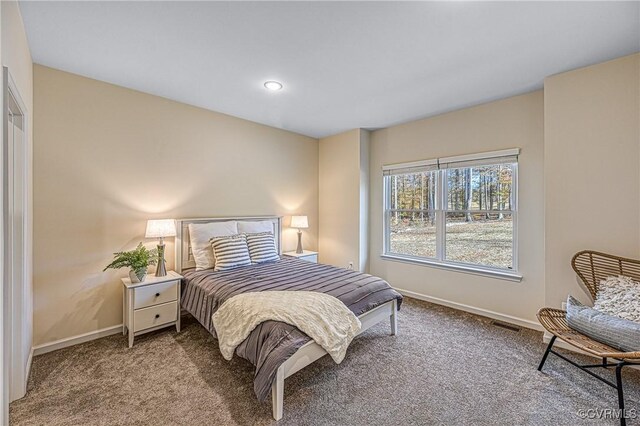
283,250 -> 318,263
122,270 -> 183,348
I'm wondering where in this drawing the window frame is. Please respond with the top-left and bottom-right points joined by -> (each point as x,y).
382,151 -> 521,282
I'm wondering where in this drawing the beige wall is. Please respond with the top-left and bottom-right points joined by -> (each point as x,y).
2,2 -> 33,109
318,129 -> 369,271
369,92 -> 545,324
33,66 -> 318,346
544,54 -> 640,307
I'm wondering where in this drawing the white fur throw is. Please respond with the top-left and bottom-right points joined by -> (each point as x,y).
594,276 -> 640,323
212,291 -> 362,363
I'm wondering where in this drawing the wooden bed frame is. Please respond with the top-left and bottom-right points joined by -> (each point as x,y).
174,216 -> 398,421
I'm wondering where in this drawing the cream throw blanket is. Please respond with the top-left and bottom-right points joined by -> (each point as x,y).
212,291 -> 362,363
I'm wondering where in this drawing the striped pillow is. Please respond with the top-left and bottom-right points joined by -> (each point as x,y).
210,234 -> 251,272
246,232 -> 280,264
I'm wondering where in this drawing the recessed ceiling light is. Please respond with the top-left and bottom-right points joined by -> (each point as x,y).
264,81 -> 283,91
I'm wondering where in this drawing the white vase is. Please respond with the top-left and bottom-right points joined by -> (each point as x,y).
129,269 -> 147,283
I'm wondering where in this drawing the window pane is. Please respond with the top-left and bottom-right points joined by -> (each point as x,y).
390,171 -> 437,210
447,164 -> 514,211
389,212 -> 436,258
445,212 -> 513,269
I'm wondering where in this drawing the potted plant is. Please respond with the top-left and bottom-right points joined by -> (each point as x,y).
103,243 -> 158,283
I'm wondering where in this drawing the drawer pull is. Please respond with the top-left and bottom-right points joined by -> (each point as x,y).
133,301 -> 177,332
134,282 -> 178,310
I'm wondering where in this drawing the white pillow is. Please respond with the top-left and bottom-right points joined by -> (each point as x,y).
237,220 -> 274,235
594,275 -> 640,323
188,221 -> 238,270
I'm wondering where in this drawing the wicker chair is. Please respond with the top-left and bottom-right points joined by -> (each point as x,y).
537,250 -> 640,426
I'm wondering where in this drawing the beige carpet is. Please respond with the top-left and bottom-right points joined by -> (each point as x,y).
10,297 -> 640,425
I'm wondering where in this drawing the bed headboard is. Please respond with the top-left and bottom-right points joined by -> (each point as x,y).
174,216 -> 282,274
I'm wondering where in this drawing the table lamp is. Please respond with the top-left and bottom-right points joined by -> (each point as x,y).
290,215 -> 309,254
145,219 -> 176,277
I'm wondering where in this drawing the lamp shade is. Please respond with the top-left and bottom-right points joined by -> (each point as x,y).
145,219 -> 176,238
290,215 -> 309,229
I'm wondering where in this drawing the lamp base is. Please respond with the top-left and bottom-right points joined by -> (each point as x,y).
296,230 -> 303,254
155,243 -> 167,277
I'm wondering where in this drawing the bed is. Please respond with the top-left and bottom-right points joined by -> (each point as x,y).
175,216 -> 402,420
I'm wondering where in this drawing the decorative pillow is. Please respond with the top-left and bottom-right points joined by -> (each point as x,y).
237,220 -> 274,235
566,295 -> 640,353
245,232 -> 280,264
188,221 -> 238,271
594,276 -> 640,323
210,234 -> 251,272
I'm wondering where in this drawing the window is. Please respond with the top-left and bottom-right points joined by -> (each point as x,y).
383,149 -> 520,280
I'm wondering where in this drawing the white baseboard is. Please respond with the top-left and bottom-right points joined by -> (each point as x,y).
33,324 -> 123,356
395,287 -> 543,332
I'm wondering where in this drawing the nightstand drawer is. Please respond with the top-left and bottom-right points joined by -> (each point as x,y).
134,301 -> 177,332
134,280 -> 178,309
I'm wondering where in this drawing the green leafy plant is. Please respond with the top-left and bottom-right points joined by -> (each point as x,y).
103,243 -> 159,275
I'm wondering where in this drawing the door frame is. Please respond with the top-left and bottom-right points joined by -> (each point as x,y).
2,66 -> 31,416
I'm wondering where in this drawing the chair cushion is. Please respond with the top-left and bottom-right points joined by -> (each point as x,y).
566,295 -> 640,353
594,275 -> 640,323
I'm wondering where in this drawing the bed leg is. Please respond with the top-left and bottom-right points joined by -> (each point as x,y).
271,365 -> 284,421
390,299 -> 398,335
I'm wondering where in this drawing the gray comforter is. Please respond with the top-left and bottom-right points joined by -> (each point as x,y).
181,257 -> 402,401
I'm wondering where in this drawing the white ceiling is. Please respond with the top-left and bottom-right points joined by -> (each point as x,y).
20,1 -> 640,138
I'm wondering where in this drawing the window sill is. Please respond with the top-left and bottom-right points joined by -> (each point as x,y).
380,253 -> 523,282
